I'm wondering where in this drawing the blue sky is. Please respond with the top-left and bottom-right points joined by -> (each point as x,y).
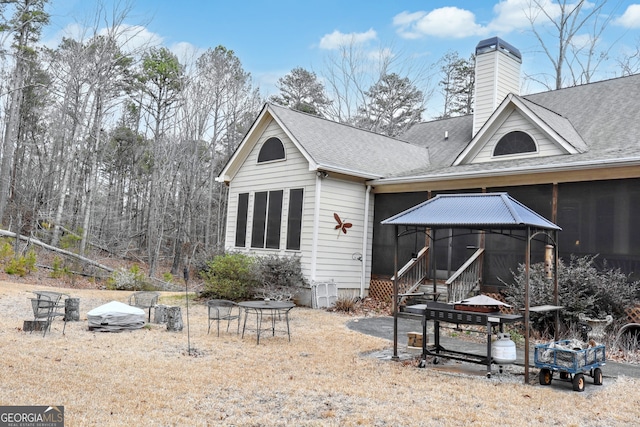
43,0 -> 640,117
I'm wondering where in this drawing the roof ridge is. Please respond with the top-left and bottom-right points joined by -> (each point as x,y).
267,102 -> 421,147
524,72 -> 640,97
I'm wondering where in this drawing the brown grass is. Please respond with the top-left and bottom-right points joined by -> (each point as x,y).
1,281 -> 639,427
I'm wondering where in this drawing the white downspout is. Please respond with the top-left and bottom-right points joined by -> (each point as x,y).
360,185 -> 372,298
311,174 -> 322,281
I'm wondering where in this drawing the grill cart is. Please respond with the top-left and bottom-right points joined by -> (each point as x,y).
534,339 -> 606,392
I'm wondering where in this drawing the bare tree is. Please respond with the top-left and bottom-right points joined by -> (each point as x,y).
524,0 -> 617,89
43,2 -> 143,256
567,3 -> 625,85
617,36 -> 640,76
436,51 -> 475,119
321,40 -> 434,125
134,46 -> 184,277
0,0 -> 49,223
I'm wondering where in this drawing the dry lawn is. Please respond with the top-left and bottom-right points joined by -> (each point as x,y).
1,281 -> 639,427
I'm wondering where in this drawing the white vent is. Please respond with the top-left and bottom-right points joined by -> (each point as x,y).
311,281 -> 338,308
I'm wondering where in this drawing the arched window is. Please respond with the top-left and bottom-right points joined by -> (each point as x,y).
257,137 -> 285,163
493,131 -> 537,156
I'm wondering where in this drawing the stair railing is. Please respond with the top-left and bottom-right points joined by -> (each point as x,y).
445,248 -> 484,302
391,246 -> 429,303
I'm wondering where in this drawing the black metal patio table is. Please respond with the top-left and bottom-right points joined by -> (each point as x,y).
238,300 -> 295,344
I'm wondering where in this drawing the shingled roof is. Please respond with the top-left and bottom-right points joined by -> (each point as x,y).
389,73 -> 640,181
220,74 -> 640,185
266,103 -> 430,179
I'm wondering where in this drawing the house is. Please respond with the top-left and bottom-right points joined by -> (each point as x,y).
216,101 -> 430,305
217,37 -> 640,305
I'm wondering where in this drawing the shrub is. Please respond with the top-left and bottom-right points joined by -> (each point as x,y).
332,295 -> 359,313
501,254 -> 640,334
252,254 -> 307,301
3,249 -> 37,277
199,253 -> 256,300
60,231 -> 81,251
50,256 -> 71,279
0,239 -> 14,263
107,265 -> 153,291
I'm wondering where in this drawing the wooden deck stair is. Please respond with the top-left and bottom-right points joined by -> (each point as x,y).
392,246 -> 485,305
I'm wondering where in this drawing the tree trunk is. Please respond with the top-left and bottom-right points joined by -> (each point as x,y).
166,306 -> 183,332
0,229 -> 115,273
0,55 -> 25,222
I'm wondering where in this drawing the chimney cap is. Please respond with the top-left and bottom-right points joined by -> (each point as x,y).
476,37 -> 521,61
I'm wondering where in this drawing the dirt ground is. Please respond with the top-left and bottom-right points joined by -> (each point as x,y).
1,279 -> 640,426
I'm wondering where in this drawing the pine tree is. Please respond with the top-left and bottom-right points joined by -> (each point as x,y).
269,67 -> 330,116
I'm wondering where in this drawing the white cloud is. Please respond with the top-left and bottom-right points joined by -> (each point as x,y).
41,22 -> 85,49
570,33 -> 594,50
318,29 -> 377,50
100,24 -> 164,54
393,7 -> 486,39
615,4 -> 640,28
170,42 -> 206,71
392,1 -> 575,40
489,0 -> 538,33
367,47 -> 394,62
392,11 -> 427,27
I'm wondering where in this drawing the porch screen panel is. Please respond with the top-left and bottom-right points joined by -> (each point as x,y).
251,192 -> 268,248
265,190 -> 283,249
235,193 -> 249,247
485,185 -> 553,285
557,179 -> 640,279
287,188 -> 304,250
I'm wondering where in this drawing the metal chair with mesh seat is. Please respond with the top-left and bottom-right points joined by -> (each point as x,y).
128,291 -> 160,322
207,299 -> 241,336
30,297 -> 67,337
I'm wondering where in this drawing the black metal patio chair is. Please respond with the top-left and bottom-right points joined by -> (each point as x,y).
128,291 -> 160,322
30,297 -> 67,337
207,299 -> 241,336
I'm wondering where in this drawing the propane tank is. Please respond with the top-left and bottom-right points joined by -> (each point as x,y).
492,332 -> 517,364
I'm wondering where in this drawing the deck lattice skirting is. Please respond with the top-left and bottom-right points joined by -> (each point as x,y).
368,278 -> 394,302
626,305 -> 640,324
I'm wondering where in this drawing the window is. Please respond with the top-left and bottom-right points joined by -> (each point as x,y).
251,192 -> 267,248
239,188 -> 303,250
265,191 -> 283,248
493,131 -> 536,156
286,189 -> 304,250
235,193 -> 249,247
251,190 -> 283,249
257,137 -> 285,163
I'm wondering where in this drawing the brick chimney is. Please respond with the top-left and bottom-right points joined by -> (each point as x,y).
473,37 -> 522,136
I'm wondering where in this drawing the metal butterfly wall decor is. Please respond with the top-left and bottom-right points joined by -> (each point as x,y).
334,213 -> 352,236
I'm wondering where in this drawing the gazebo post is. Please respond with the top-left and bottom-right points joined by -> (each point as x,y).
392,225 -> 399,360
554,231 -> 560,341
432,229 -> 437,295
524,226 -> 531,384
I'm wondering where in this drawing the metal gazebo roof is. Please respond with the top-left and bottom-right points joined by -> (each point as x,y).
381,192 -> 561,231
382,192 -> 561,384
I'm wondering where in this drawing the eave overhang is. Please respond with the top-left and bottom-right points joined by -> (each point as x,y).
368,156 -> 640,193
